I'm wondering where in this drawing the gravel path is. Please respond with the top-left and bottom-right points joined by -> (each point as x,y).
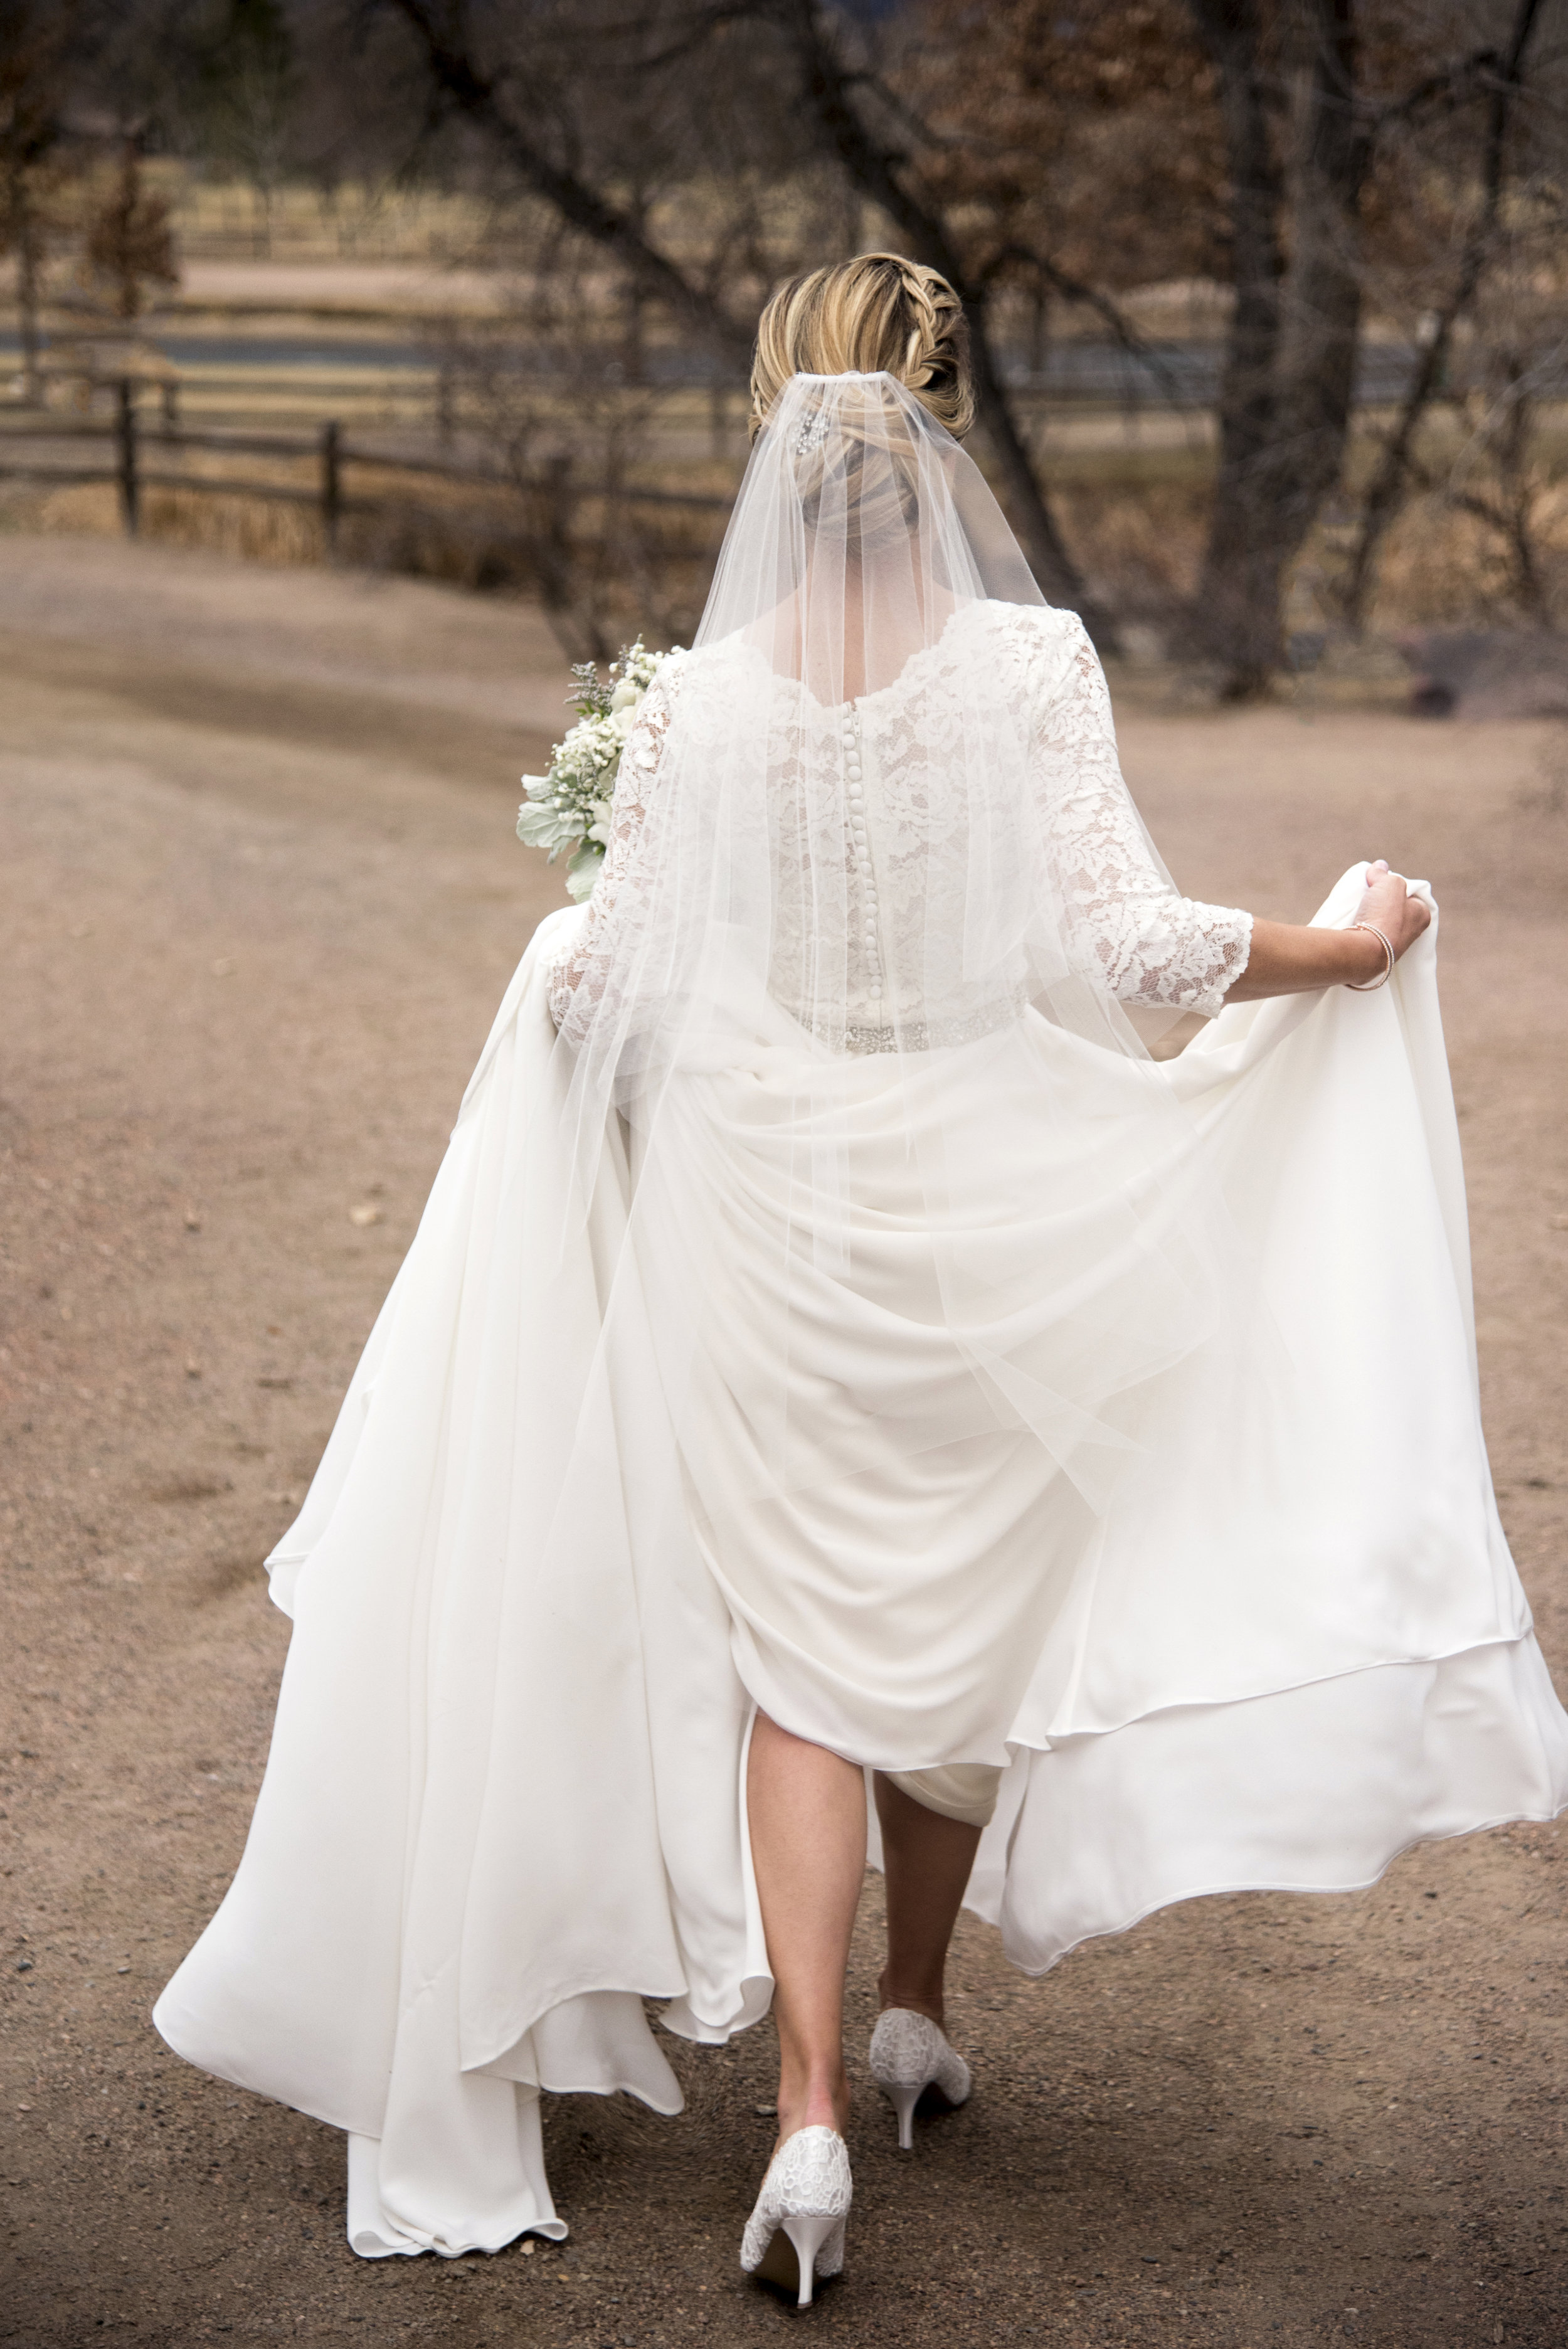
3,534 -> 1565,2349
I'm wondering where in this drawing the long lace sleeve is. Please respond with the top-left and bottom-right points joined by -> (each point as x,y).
543,662 -> 682,1045
1032,616 -> 1251,1019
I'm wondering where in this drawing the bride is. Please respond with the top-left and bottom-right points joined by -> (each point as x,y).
156,255 -> 1568,2304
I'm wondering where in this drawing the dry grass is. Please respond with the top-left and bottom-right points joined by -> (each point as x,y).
1056,467 -> 1212,619
159,373 -> 439,433
1343,407 -> 1568,632
140,486 -> 327,567
1047,423 -> 1568,641
1370,482 -> 1568,628
161,167 -> 490,268
20,477 -> 326,568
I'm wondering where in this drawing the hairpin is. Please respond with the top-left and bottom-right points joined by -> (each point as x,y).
793,406 -> 830,457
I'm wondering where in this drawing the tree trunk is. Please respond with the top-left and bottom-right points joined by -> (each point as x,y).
965,293 -> 1109,630
1182,0 -> 1287,688
1274,1 -> 1366,537
383,0 -> 756,374
1339,0 -> 1546,631
14,174 -> 44,406
1497,368 -> 1550,623
781,0 -> 1116,644
1185,0 -> 1368,695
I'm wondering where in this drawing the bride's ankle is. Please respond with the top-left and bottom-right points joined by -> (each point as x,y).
877,1966 -> 945,2028
775,2069 -> 850,2143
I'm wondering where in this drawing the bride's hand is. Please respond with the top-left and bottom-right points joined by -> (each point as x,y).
1229,862 -> 1433,1000
1353,860 -> 1431,969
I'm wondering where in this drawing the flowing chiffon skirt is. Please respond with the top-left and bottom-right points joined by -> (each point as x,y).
154,868 -> 1568,2257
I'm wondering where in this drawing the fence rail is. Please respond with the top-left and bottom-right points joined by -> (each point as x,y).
0,382 -> 734,544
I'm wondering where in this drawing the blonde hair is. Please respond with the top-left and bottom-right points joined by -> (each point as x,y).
749,253 -> 974,442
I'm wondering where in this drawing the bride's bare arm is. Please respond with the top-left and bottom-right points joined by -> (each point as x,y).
1226,862 -> 1432,1000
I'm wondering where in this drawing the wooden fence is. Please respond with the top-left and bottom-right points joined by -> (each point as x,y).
0,379 -> 734,546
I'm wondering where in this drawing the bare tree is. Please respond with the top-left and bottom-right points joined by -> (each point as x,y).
1169,0 -> 1567,691
1340,0 -> 1554,627
1,144 -> 55,405
366,0 -> 1116,637
1388,287 -> 1568,629
1450,361 -> 1565,624
82,138 -> 179,319
194,0 -> 300,255
1170,2 -> 1377,692
190,0 -> 1568,680
0,0 -> 78,403
752,0 -> 1118,634
440,223 -> 727,658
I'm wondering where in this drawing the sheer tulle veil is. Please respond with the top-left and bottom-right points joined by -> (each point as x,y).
558,370 -> 1187,1143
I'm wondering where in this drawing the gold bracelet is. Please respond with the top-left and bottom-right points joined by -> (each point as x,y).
1345,920 -> 1394,991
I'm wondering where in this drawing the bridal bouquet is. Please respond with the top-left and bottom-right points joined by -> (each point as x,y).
517,637 -> 674,902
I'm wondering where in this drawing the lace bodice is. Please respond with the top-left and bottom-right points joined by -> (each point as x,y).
543,605 -> 1251,1050
1031,615 -> 1253,1019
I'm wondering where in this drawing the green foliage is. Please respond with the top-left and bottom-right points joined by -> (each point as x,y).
517,639 -> 679,900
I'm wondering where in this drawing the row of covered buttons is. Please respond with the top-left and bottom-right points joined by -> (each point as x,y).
843,707 -> 881,969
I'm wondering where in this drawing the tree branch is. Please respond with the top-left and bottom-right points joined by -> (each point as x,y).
1372,46 -> 1500,135
376,0 -> 754,366
376,0 -> 1111,639
765,0 -> 1113,640
982,240 -> 1198,413
1340,0 -> 1547,627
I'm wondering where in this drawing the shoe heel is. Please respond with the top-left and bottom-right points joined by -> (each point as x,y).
884,2079 -> 920,2151
782,2211 -> 842,2308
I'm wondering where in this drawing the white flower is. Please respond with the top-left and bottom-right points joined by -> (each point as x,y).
514,634 -> 678,896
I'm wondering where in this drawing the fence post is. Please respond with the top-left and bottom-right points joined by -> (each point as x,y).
115,379 -> 139,537
320,418 -> 341,554
161,379 -> 179,433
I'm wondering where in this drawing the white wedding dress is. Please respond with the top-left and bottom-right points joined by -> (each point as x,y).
156,375 -> 1568,2260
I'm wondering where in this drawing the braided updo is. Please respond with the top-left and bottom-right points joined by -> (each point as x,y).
748,253 -> 975,442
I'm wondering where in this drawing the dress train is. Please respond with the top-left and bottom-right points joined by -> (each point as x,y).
155,874 -> 1568,2256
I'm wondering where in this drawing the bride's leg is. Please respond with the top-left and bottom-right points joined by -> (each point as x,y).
747,1711 -> 864,2141
872,1773 -> 982,2028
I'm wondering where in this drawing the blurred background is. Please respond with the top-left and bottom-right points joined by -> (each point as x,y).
3,0 -> 1567,704
6,12 -> 1568,2347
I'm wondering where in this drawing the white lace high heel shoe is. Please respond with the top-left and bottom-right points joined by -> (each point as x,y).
869,2008 -> 971,2150
739,2124 -> 852,2308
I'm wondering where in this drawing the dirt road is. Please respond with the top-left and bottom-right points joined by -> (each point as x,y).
3,533 -> 1565,2349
